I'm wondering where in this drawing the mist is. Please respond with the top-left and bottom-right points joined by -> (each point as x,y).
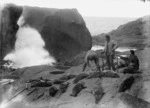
4,24 -> 56,68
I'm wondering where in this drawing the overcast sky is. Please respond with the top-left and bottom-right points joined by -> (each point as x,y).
1,0 -> 150,18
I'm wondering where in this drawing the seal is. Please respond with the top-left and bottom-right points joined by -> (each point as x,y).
92,87 -> 105,104
73,73 -> 89,84
49,86 -> 58,97
53,79 -> 65,84
59,82 -> 70,93
70,81 -> 86,97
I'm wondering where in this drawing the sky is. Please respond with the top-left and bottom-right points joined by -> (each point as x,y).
1,0 -> 150,18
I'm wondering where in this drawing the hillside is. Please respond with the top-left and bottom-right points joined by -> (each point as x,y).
84,17 -> 135,35
92,15 -> 150,49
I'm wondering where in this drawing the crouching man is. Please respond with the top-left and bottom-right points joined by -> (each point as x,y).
82,50 -> 101,72
119,50 -> 139,74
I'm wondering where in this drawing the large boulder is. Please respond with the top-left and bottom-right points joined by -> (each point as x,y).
0,4 -> 23,61
0,4 -> 92,64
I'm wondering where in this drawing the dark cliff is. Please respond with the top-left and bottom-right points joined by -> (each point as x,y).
0,4 -> 92,63
0,4 -> 23,61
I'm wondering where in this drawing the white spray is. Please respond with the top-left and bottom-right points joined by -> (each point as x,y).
0,86 -> 24,108
4,16 -> 56,68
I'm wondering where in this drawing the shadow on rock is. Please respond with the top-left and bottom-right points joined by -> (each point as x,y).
117,93 -> 150,108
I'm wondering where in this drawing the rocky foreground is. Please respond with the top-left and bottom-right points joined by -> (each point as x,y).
0,48 -> 150,108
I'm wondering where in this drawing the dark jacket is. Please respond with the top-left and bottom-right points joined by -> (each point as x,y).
120,54 -> 139,70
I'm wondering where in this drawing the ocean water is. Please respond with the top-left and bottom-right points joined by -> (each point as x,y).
83,17 -> 136,35
91,45 -> 136,52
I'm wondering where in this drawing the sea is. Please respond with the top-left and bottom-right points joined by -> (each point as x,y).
91,45 -> 136,53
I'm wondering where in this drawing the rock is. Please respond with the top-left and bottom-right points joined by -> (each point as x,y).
92,16 -> 150,49
0,4 -> 91,63
73,73 -> 89,84
33,93 -> 44,101
0,4 -> 23,60
54,65 -> 71,70
0,74 -> 20,79
117,93 -> 150,108
64,51 -> 86,66
27,88 -> 37,96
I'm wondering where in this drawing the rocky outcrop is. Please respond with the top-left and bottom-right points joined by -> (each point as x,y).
0,4 -> 23,61
0,4 -> 92,63
92,16 -> 150,49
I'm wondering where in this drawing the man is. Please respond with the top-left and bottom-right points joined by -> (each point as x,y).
103,35 -> 118,71
119,50 -> 139,73
82,50 -> 101,72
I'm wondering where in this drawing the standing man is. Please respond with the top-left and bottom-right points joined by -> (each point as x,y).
103,35 -> 118,71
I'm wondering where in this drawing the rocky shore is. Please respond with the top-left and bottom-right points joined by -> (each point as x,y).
0,48 -> 150,108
